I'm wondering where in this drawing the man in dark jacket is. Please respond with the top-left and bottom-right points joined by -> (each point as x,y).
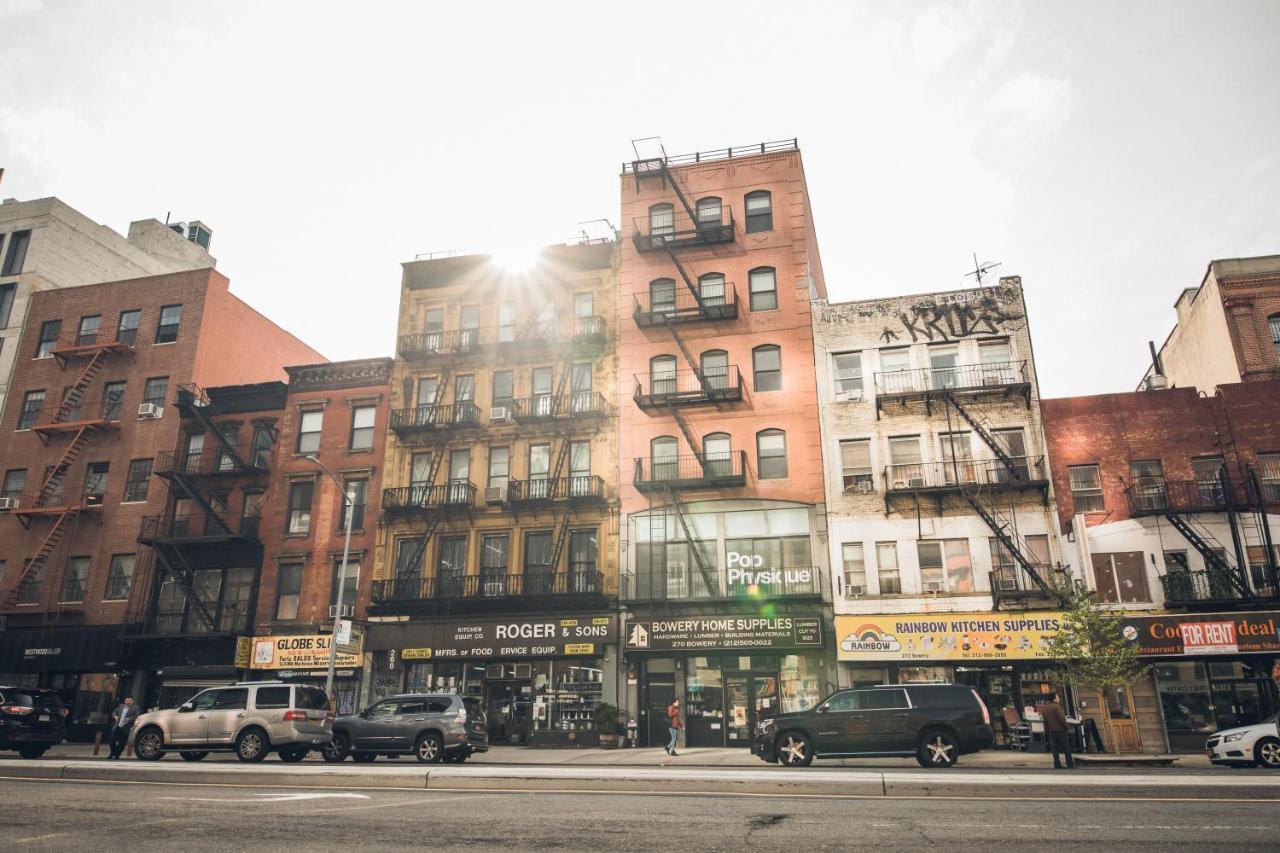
108,697 -> 140,760
1041,693 -> 1075,769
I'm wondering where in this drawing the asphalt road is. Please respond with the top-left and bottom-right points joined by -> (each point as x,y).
0,778 -> 1276,852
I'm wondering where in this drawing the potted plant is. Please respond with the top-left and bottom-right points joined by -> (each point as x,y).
594,703 -> 622,749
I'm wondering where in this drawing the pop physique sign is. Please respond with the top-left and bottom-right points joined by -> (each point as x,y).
380,615 -> 618,660
625,616 -> 823,652
725,552 -> 815,592
1119,612 -> 1280,657
251,633 -> 364,670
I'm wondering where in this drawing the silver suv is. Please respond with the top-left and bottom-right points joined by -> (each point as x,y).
131,682 -> 332,762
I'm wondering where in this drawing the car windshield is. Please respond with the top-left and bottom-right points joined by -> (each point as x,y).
5,690 -> 62,709
296,686 -> 330,710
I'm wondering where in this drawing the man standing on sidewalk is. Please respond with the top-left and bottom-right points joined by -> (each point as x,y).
1042,693 -> 1075,769
666,698 -> 682,757
108,697 -> 139,760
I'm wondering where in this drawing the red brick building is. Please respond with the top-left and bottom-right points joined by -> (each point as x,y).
0,268 -> 322,737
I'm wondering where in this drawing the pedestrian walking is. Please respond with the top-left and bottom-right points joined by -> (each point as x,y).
665,698 -> 682,756
1041,693 -> 1075,769
108,696 -> 140,760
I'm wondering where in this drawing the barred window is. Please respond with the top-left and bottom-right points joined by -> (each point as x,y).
1260,452 -> 1280,503
1068,464 -> 1104,513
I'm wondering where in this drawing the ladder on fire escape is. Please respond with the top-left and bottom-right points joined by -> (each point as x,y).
150,537 -> 220,630
1163,513 -> 1251,598
37,349 -> 112,443
944,393 -> 1020,478
544,361 -> 578,578
959,483 -> 1052,596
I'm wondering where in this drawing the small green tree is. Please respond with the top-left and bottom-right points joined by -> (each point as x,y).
1045,583 -> 1148,694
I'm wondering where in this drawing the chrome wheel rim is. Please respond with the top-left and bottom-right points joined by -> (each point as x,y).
926,736 -> 955,764
240,733 -> 263,758
779,736 -> 807,765
137,732 -> 161,759
1260,741 -> 1280,767
419,738 -> 439,761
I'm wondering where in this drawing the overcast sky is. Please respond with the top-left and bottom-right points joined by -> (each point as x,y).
1,0 -> 1276,397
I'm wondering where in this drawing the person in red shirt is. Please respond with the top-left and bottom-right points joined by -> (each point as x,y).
666,699 -> 683,756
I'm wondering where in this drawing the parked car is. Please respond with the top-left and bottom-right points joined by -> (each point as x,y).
322,693 -> 488,764
130,682 -> 332,762
1206,714 -> 1280,768
753,683 -> 995,768
0,686 -> 67,759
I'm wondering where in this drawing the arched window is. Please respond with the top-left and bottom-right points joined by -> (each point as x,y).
649,278 -> 676,316
650,355 -> 678,396
757,429 -> 788,480
752,344 -> 781,392
1270,313 -> 1280,361
745,190 -> 772,233
748,266 -> 777,311
650,435 -> 679,482
700,349 -> 728,390
649,203 -> 674,240
698,272 -> 726,307
696,196 -> 722,226
703,432 -> 732,477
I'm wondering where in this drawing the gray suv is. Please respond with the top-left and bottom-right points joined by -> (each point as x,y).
324,693 -> 488,763
131,682 -> 332,762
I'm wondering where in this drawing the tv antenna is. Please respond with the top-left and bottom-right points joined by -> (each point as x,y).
965,253 -> 1001,286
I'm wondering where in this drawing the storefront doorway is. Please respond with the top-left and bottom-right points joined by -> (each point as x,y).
644,671 -> 676,747
1155,659 -> 1278,752
485,679 -> 533,745
724,674 -> 778,747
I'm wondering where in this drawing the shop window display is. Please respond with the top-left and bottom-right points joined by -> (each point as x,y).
71,673 -> 120,728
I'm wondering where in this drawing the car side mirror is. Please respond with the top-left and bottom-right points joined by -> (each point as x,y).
815,705 -> 827,714
178,703 -> 194,713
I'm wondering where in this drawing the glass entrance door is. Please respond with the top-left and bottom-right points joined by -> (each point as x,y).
725,673 -> 779,747
1210,680 -> 1265,730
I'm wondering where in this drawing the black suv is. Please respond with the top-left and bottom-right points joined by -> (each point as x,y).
324,693 -> 488,763
753,683 -> 994,768
0,686 -> 67,759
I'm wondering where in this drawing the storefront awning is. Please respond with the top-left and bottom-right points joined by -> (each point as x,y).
0,625 -> 125,674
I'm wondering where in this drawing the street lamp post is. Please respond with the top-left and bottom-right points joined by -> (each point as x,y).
304,454 -> 355,704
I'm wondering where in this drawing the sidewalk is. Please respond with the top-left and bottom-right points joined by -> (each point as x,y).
40,741 -> 1213,770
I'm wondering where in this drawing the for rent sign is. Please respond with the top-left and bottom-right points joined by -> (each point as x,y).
1119,612 -> 1280,657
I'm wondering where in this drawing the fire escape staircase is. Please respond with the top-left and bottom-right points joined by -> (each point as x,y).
35,349 -> 113,445
959,483 -> 1053,597
945,392 -> 1021,479
1162,513 -> 1252,598
150,535 -> 220,631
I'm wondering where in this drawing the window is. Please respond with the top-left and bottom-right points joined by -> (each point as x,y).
879,348 -> 911,387
569,439 -> 591,477
76,315 -> 101,346
297,410 -> 323,453
83,462 -> 109,503
286,481 -> 314,534
757,429 -> 788,479
423,306 -> 444,334
1092,551 -> 1150,603
18,390 -> 44,429
524,531 -> 554,578
917,539 -> 974,593
574,291 -> 594,319
142,376 -> 168,408
650,355 -> 677,396
104,554 -> 135,601
2,469 -> 26,501
497,302 -> 516,343
1259,453 -> 1280,503
1270,314 -> 1280,362
704,433 -> 732,477
349,406 -> 375,450
649,278 -> 676,315
979,339 -> 1014,382
331,560 -> 359,613
116,310 -> 141,345
1068,464 -> 1104,513
698,273 -> 726,306
1129,459 -> 1166,512
101,381 -> 126,420
569,530 -> 598,589
744,191 -> 772,233
416,376 -> 440,408
700,350 -> 729,390
939,432 -> 974,484
436,537 -> 467,595
1192,455 -> 1226,504
841,543 -> 867,595
340,478 -> 368,530
833,352 -> 862,394
123,459 -> 152,502
480,534 -> 510,593
648,203 -> 674,239
753,345 -> 781,392
929,344 -> 959,389
571,363 -> 593,411
529,443 -> 551,497
990,535 -> 1051,584
36,320 -> 61,358
695,196 -> 722,226
459,305 -> 481,348
184,433 -> 205,471
530,367 -> 553,414
155,304 -> 182,344
255,687 -> 292,710
888,435 -> 922,484
251,424 -> 274,469
455,374 -> 475,403
876,542 -> 901,594
840,439 -> 873,493
748,267 -> 777,311
651,436 -> 679,481
0,283 -> 15,328
2,230 -> 31,276
394,537 -> 425,581
487,446 -> 510,490
410,452 -> 433,487
448,448 -> 470,486
61,557 -> 89,602
1164,550 -> 1189,573
492,370 -> 514,409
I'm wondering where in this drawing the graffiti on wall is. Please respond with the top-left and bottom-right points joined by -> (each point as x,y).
818,281 -> 1027,344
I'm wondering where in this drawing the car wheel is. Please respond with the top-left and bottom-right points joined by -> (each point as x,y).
321,733 -> 349,763
917,730 -> 959,768
17,745 -> 47,760
179,751 -> 209,762
351,751 -> 377,763
235,727 -> 270,763
776,732 -> 813,767
415,732 -> 444,764
1255,737 -> 1280,769
278,747 -> 308,763
134,727 -> 165,761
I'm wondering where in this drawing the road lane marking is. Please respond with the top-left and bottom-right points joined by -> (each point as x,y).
159,792 -> 371,803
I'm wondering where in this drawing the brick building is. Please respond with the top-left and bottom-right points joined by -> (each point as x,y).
1141,254 -> 1280,392
366,244 -> 621,745
1042,381 -> 1280,753
614,140 -> 831,748
0,268 -> 323,738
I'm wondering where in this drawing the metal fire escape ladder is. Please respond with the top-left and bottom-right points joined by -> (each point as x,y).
393,353 -> 458,584
665,322 -> 713,397
31,426 -> 91,510
181,386 -> 250,471
1245,468 -> 1279,593
653,161 -> 698,221
667,404 -> 705,468
165,467 -> 234,534
944,393 -> 1020,478
666,252 -> 705,308
43,350 -> 110,438
1163,513 -> 1252,597
151,539 -> 219,630
959,484 -> 1052,595
3,511 -> 74,606
665,483 -> 717,596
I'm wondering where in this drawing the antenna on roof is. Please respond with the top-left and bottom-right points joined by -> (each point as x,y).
965,252 -> 1002,286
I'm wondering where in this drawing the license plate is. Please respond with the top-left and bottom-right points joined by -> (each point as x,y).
38,714 -> 51,722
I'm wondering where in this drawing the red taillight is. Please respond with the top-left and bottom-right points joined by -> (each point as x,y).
971,689 -> 991,726
283,709 -> 308,722
59,707 -> 70,717
454,708 -> 467,724
1,705 -> 34,715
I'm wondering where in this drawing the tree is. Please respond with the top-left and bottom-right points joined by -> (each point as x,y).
1045,584 -> 1148,693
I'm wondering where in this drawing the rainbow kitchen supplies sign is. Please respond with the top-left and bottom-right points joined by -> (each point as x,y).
835,613 -> 1064,662
251,633 -> 364,670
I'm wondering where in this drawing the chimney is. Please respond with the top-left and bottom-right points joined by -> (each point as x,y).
1144,340 -> 1168,391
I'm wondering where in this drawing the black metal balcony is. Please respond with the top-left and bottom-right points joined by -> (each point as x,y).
138,511 -> 261,544
398,317 -> 607,361
634,367 -> 743,409
389,402 -> 482,437
511,392 -> 608,423
633,206 -> 736,252
884,457 -> 1049,493
1159,571 -> 1253,606
372,570 -> 605,604
382,482 -> 476,516
503,475 -> 608,507
397,328 -> 491,359
634,284 -> 740,326
154,448 -> 268,479
874,361 -> 1032,415
990,565 -> 1068,605
1125,478 -> 1258,517
634,451 -> 747,493
621,566 -> 823,602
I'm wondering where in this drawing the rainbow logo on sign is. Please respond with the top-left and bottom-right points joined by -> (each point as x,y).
840,624 -> 903,653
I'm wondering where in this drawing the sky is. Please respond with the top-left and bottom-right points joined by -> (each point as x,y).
0,0 -> 1276,397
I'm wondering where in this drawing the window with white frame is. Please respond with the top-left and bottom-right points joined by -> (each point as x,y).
917,539 -> 974,593
875,542 -> 901,594
832,352 -> 862,394
841,543 -> 866,595
840,439 -> 873,493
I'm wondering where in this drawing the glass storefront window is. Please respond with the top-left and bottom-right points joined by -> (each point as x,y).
72,673 -> 119,728
779,655 -> 821,713
1155,661 -> 1215,751
898,665 -> 952,684
686,657 -> 725,736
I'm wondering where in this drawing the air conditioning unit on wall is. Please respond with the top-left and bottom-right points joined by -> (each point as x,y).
0,497 -> 19,511
137,402 -> 162,419
484,486 -> 508,504
922,581 -> 946,593
489,406 -> 512,423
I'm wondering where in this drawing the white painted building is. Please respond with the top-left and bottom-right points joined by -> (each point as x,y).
813,277 -> 1067,688
0,197 -> 214,415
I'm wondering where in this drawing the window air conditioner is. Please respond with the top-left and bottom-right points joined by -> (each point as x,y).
489,406 -> 512,423
484,486 -> 508,505
846,584 -> 866,596
137,402 -> 163,419
855,481 -> 874,494
328,604 -> 354,619
833,390 -> 849,402
0,497 -> 18,510
908,478 -> 926,488
846,389 -> 864,402
922,581 -> 946,593
893,480 -> 908,490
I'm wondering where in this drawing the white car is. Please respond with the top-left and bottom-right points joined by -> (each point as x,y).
1206,714 -> 1280,768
